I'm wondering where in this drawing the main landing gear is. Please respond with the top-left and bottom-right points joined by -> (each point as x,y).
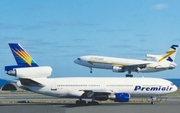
76,100 -> 86,105
76,98 -> 86,105
75,97 -> 99,106
125,70 -> 133,77
87,97 -> 99,105
87,101 -> 99,105
76,100 -> 99,106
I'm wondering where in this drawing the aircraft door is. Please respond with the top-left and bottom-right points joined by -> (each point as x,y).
101,82 -> 106,89
51,82 -> 57,91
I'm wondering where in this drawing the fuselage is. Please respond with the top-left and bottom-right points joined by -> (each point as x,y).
17,77 -> 177,98
74,55 -> 176,73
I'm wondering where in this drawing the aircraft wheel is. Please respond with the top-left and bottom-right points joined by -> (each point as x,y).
151,101 -> 154,105
90,68 -> 92,73
87,101 -> 99,105
126,74 -> 133,77
150,97 -> 155,105
76,100 -> 86,106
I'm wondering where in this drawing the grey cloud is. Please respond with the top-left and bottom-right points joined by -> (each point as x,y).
135,34 -> 152,37
54,45 -> 90,48
73,39 -> 88,42
170,38 -> 180,42
85,49 -> 99,53
151,4 -> 169,10
0,23 -> 22,29
132,48 -> 154,52
110,45 -> 136,49
23,4 -> 43,11
0,23 -> 46,31
53,53 -> 84,58
0,37 -> 56,49
41,20 -> 98,27
139,39 -> 146,42
0,36 -> 24,45
97,29 -> 130,32
118,53 -> 146,58
132,13 -> 142,18
119,39 -> 129,42
83,49 -> 100,55
22,25 -> 45,30
0,36 -> 23,40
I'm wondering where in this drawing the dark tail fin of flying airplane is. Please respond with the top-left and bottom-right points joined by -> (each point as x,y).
158,45 -> 178,62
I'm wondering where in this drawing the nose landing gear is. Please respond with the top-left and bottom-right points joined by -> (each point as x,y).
90,68 -> 92,73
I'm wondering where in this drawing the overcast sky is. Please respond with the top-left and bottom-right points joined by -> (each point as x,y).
0,0 -> 180,79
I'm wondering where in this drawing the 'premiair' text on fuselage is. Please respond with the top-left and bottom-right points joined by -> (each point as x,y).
134,85 -> 173,91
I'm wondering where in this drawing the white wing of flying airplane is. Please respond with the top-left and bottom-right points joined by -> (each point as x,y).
4,43 -> 178,105
74,45 -> 178,77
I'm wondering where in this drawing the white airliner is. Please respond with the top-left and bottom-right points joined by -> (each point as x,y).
74,45 -> 178,77
5,43 -> 177,105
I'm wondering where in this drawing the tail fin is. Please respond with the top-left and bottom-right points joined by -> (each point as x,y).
5,43 -> 38,71
158,45 -> 178,62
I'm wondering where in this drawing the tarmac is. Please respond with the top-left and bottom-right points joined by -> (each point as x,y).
0,91 -> 180,113
0,101 -> 180,113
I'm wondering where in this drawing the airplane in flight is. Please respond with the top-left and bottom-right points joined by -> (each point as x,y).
74,45 -> 178,77
5,43 -> 177,105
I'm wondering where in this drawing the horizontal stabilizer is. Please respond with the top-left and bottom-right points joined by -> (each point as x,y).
5,65 -> 29,71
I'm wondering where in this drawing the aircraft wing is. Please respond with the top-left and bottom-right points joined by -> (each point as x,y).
114,63 -> 149,71
19,78 -> 44,87
81,89 -> 113,97
124,63 -> 148,69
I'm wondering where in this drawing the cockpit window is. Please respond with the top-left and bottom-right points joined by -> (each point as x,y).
77,58 -> 81,60
170,83 -> 174,86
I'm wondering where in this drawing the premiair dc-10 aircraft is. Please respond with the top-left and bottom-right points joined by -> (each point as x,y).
74,45 -> 178,77
5,43 -> 177,105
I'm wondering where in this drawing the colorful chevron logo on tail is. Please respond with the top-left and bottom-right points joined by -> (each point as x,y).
9,43 -> 38,67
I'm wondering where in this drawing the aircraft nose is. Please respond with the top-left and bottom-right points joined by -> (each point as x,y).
74,60 -> 79,64
74,58 -> 82,64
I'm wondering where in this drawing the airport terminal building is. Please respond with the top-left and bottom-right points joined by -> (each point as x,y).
0,79 -> 18,91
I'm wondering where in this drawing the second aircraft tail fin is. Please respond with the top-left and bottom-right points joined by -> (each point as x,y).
158,45 -> 178,62
146,45 -> 178,63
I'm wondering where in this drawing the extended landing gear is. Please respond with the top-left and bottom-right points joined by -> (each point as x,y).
150,97 -> 155,105
87,101 -> 99,105
87,97 -> 99,105
75,100 -> 99,106
75,97 -> 86,105
75,100 -> 86,106
90,68 -> 92,73
125,70 -> 133,77
125,74 -> 133,77
151,101 -> 154,105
